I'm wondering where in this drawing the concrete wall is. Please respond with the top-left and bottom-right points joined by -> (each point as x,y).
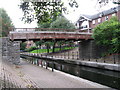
79,40 -> 108,59
2,37 -> 20,65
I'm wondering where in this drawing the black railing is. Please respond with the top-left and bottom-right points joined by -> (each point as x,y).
21,52 -> 119,64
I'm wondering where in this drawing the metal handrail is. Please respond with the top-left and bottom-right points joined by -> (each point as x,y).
12,28 -> 91,33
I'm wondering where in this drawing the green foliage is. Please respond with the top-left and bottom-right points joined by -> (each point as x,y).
50,16 -> 75,30
19,2 -> 63,24
20,42 -> 27,50
0,8 -> 14,37
19,1 -> 78,24
35,40 -> 44,47
38,22 -> 51,28
92,16 -> 120,54
30,46 -> 75,53
51,16 -> 75,31
25,46 -> 37,52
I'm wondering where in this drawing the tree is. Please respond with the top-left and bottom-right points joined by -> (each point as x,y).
50,16 -> 75,30
38,22 -> 51,28
35,40 -> 44,49
0,8 -> 14,37
92,16 -> 120,54
20,42 -> 27,51
19,0 -> 78,24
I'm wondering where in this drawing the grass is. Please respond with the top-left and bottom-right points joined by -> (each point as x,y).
30,47 -> 75,53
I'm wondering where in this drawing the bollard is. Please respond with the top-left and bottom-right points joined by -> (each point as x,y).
51,56 -> 53,58
60,64 -> 62,71
64,52 -> 65,59
89,57 -> 90,61
96,59 -> 97,62
77,52 -> 79,60
37,60 -> 39,66
46,62 -> 48,69
32,60 -> 33,64
52,62 -> 54,72
68,52 -> 69,59
104,57 -> 105,63
113,55 -> 116,64
41,60 -> 43,67
72,52 -> 74,59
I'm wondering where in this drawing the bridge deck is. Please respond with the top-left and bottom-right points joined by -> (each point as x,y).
9,28 -> 93,41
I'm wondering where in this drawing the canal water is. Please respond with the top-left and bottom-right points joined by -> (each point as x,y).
21,56 -> 120,89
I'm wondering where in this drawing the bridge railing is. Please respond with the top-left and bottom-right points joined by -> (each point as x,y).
12,28 -> 91,33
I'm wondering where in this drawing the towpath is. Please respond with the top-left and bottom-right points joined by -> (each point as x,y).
0,58 -> 110,89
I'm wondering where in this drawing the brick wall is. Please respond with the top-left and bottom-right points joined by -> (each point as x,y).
117,10 -> 120,21
89,12 -> 117,30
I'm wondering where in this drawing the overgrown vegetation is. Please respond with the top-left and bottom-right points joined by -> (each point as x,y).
25,46 -> 37,52
0,8 -> 14,37
20,42 -> 27,51
30,46 -> 75,53
92,16 -> 120,54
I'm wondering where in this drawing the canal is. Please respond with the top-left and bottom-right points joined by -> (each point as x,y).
21,55 -> 120,89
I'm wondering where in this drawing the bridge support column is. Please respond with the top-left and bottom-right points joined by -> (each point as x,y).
2,37 -> 20,65
79,40 -> 107,60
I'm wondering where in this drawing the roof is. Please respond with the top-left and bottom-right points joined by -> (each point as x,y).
78,5 -> 120,21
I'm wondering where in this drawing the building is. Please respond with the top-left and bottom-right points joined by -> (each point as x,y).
76,5 -> 120,33
26,40 -> 35,49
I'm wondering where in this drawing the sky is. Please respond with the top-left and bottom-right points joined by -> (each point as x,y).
0,0 -> 117,28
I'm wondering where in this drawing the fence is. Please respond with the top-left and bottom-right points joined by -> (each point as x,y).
21,52 -> 119,64
12,28 -> 89,33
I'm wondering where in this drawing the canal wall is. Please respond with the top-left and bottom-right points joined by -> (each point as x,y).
79,40 -> 108,59
79,40 -> 120,62
21,54 -> 120,72
1,37 -> 20,64
45,58 -> 119,72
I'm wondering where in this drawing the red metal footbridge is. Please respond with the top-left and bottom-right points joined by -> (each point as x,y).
9,28 -> 93,41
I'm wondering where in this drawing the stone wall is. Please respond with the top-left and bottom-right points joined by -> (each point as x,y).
1,37 -> 20,64
79,40 -> 108,59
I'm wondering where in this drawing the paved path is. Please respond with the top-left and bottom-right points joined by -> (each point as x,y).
1,58 -> 111,88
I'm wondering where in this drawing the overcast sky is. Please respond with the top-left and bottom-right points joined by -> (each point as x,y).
0,0 -> 117,28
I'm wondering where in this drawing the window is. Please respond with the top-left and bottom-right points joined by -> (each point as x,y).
80,21 -> 88,29
92,20 -> 95,25
105,16 -> 108,21
112,13 -> 116,16
98,18 -> 101,23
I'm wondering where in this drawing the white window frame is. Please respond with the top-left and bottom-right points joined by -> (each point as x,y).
98,18 -> 101,23
105,16 -> 108,21
92,20 -> 95,25
112,13 -> 116,16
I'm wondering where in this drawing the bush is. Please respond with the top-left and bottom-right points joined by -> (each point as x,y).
20,42 -> 27,50
92,16 -> 120,54
25,46 -> 37,52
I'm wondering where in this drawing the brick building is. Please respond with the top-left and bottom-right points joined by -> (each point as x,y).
26,40 -> 35,49
76,5 -> 120,33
